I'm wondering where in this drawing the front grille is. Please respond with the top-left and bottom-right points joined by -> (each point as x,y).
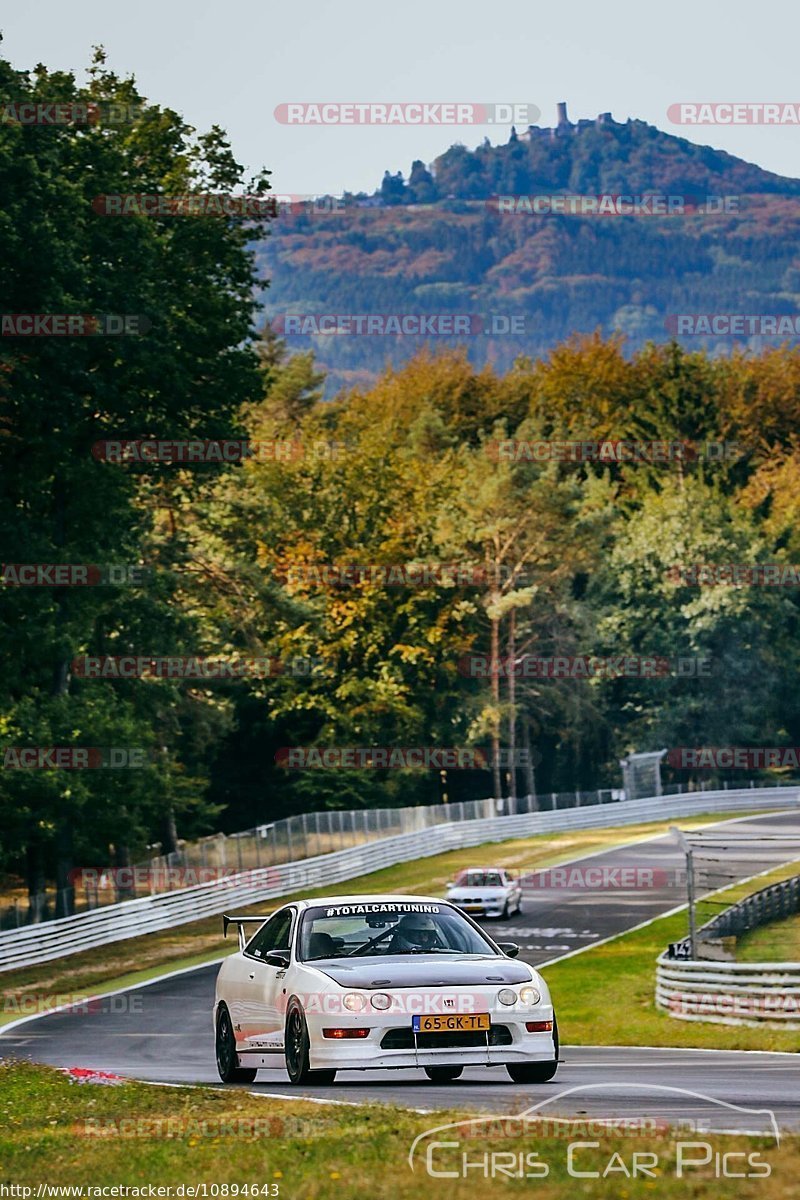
380,1024 -> 513,1050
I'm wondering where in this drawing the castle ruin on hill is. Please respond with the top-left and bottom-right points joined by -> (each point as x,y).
519,101 -> 618,142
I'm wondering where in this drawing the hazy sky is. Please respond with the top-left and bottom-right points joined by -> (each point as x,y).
2,1 -> 798,196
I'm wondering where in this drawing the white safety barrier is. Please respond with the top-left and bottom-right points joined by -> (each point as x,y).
1,786 -> 797,973
656,956 -> 800,1029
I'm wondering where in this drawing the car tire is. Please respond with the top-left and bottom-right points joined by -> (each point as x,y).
216,1004 -> 258,1084
285,1001 -> 337,1085
424,1066 -> 464,1083
500,900 -> 510,920
506,1015 -> 559,1084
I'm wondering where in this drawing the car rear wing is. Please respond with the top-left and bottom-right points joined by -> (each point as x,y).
223,914 -> 269,951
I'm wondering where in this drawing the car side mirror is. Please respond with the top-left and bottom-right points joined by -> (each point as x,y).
497,942 -> 519,958
264,950 -> 290,969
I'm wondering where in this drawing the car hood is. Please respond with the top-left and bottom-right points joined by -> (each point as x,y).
308,955 -> 533,989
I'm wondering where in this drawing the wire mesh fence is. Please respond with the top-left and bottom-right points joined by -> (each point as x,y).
1,775 -> 795,929
665,818 -> 800,959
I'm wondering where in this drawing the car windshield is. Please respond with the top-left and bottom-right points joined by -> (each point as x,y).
298,902 -> 497,960
453,870 -> 504,887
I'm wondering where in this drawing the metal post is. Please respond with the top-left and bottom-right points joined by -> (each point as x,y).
301,812 -> 309,859
686,848 -> 697,958
670,826 -> 697,958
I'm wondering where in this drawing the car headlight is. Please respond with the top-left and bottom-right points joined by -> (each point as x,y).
519,985 -> 541,1006
343,993 -> 367,1012
497,988 -> 517,1006
370,993 -> 392,1011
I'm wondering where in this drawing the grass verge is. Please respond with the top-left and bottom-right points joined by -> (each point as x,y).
0,1061 -> 796,1198
547,859 -> 800,1052
0,809 -> 773,1022
738,910 -> 800,962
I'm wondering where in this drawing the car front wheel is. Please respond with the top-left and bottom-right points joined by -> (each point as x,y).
506,1059 -> 558,1083
285,1002 -> 337,1085
216,1005 -> 257,1084
506,1016 -> 559,1084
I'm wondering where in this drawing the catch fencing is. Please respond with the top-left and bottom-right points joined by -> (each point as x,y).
3,788 -> 623,926
1,778 -> 782,927
0,785 -> 797,974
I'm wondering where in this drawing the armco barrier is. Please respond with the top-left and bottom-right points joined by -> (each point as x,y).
0,787 -> 797,973
656,958 -> 800,1029
673,874 -> 800,951
656,872 -> 800,1028
5,785 -> 627,925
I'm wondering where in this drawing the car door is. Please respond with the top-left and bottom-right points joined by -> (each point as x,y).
237,906 -> 295,1053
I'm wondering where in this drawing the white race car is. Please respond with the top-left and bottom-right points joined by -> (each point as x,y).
445,867 -> 522,919
214,894 -> 557,1086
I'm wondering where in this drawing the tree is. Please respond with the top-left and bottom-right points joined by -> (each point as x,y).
408,160 -> 437,204
591,476 -> 793,777
0,47 -> 272,908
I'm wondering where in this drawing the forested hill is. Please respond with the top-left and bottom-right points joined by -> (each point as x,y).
398,110 -> 800,202
257,108 -> 800,397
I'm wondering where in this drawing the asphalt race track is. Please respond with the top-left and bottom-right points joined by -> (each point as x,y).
3,808 -> 800,1131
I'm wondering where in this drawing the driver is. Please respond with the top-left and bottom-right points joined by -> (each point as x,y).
388,913 -> 441,953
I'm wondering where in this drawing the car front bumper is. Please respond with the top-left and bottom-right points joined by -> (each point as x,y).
304,1006 -> 556,1071
447,894 -> 511,917
453,905 -> 505,917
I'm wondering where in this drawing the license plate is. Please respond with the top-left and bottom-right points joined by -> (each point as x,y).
412,1013 -> 490,1033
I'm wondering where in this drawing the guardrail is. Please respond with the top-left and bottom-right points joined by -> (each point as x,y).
655,958 -> 800,1029
4,787 -> 627,926
676,875 -> 800,950
656,874 -> 800,1028
0,785 -> 797,974
4,777 -> 786,928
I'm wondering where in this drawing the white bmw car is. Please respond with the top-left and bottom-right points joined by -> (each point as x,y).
445,868 -> 522,919
214,893 -> 558,1086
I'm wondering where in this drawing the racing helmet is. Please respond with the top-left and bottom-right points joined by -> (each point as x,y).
395,913 -> 439,950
